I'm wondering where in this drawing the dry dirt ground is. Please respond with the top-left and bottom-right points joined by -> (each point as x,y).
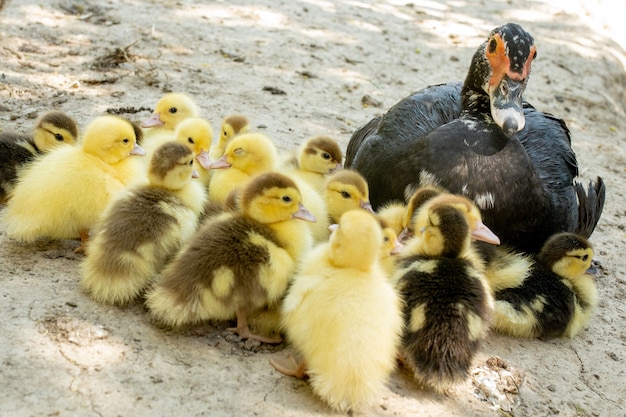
1,1 -> 625,416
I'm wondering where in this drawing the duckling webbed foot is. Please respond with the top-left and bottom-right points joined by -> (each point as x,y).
269,352 -> 308,379
227,309 -> 283,344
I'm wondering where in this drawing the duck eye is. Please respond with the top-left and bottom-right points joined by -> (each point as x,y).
54,133 -> 64,141
488,38 -> 497,54
322,152 -> 331,160
187,137 -> 194,144
383,236 -> 389,242
581,254 -> 589,262
281,195 -> 292,203
234,148 -> 244,155
122,138 -> 130,144
169,107 -> 178,114
340,191 -> 351,199
223,129 -> 228,137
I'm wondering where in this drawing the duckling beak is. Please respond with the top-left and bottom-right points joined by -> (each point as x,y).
191,168 -> 199,179
130,143 -> 146,156
472,220 -> 500,245
141,113 -> 164,128
292,203 -> 317,223
195,150 -> 212,170
208,155 -> 231,169
328,223 -> 339,233
390,238 -> 404,255
489,76 -> 526,137
329,162 -> 343,174
360,200 -> 374,213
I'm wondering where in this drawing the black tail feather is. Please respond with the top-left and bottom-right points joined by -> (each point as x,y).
575,177 -> 606,238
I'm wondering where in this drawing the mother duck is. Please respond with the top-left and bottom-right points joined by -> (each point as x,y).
345,23 -> 605,254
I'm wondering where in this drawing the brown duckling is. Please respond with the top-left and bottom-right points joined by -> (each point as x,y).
490,232 -> 597,339
81,142 -> 206,305
392,199 -> 495,392
0,111 -> 78,203
145,172 -> 315,343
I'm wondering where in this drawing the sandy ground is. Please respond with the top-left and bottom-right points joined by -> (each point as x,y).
1,1 -> 625,416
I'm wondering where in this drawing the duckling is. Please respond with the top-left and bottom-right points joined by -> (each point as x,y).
145,172 -> 315,343
4,115 -> 145,252
209,132 -> 329,242
208,132 -> 278,204
272,210 -> 402,412
378,217 -> 404,276
209,113 -> 250,160
392,200 -> 494,392
0,111 -> 78,203
141,92 -> 200,141
324,169 -> 373,224
81,142 -> 207,305
282,135 -> 343,195
141,117 -> 213,187
490,232 -> 597,339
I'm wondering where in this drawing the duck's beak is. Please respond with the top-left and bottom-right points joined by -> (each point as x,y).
195,149 -> 211,170
292,203 -> 316,223
390,238 -> 404,255
329,162 -> 343,174
472,220 -> 500,245
208,155 -> 231,169
489,76 -> 526,137
191,168 -> 199,179
360,200 -> 374,213
328,223 -> 339,233
130,143 -> 146,156
141,113 -> 164,128
397,227 -> 413,243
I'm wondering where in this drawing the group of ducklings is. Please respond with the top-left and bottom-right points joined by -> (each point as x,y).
0,92 -> 599,413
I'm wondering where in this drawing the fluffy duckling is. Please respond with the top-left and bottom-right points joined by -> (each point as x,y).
392,200 -> 494,392
141,92 -> 200,141
283,135 -> 343,195
325,169 -> 373,224
209,113 -> 250,160
141,117 -> 213,186
145,172 -> 315,343
490,232 -> 597,339
272,210 -> 402,412
208,132 -> 278,204
4,115 -> 145,252
81,143 -> 207,305
0,111 -> 78,203
209,132 -> 329,242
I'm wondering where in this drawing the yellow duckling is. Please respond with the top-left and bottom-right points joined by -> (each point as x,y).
272,210 -> 402,412
141,117 -> 213,187
324,169 -> 373,224
490,232 -> 597,339
145,172 -> 315,343
209,113 -> 250,160
209,132 -> 328,242
141,92 -> 200,140
392,199 -> 495,393
3,115 -> 145,252
0,110 -> 79,203
208,132 -> 278,204
282,135 -> 343,195
81,142 -> 207,305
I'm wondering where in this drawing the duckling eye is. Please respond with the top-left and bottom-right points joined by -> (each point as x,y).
340,191 -> 351,199
234,148 -> 244,155
281,195 -> 292,203
168,107 -> 178,114
188,159 -> 194,166
488,38 -> 497,54
223,129 -> 228,137
321,152 -> 331,160
54,133 -> 64,142
187,137 -> 195,144
383,236 -> 390,242
122,138 -> 130,144
581,254 -> 589,262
